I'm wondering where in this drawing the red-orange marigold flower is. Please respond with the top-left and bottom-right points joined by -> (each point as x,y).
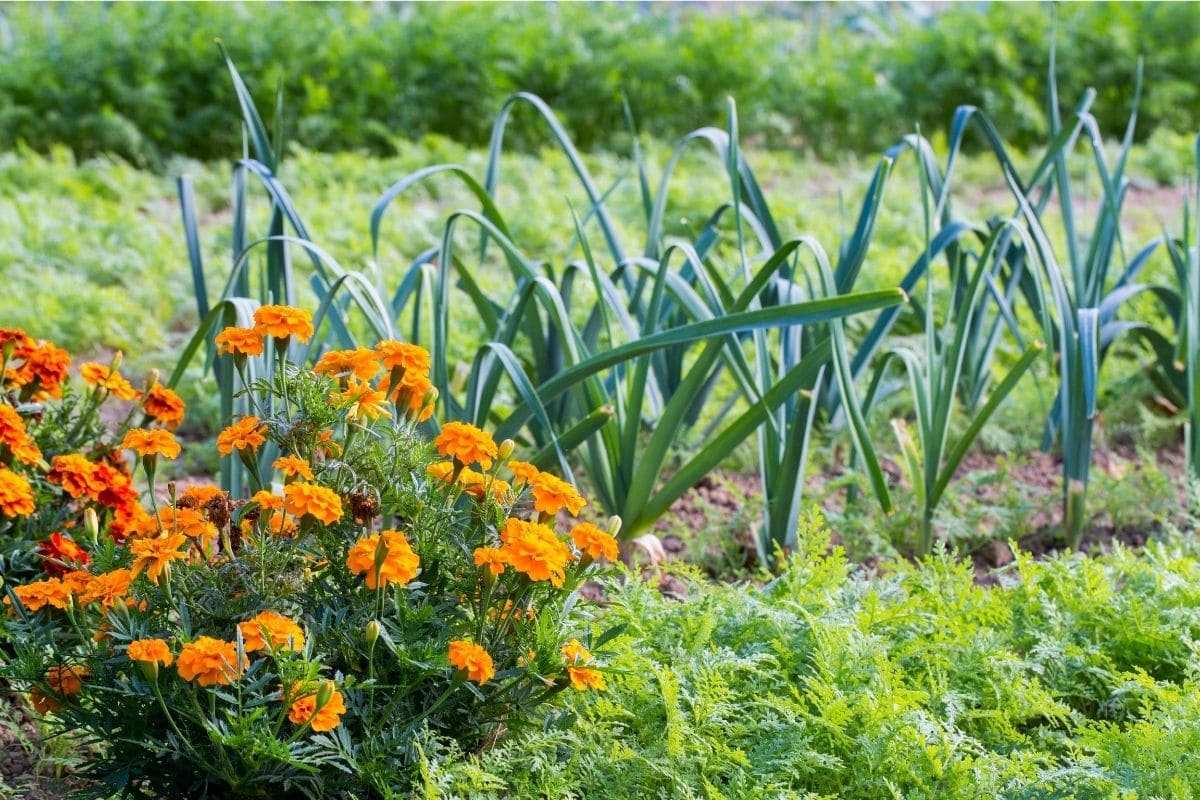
217,416 -> 267,456
448,639 -> 494,684
253,305 -> 314,343
47,454 -> 101,499
45,664 -> 87,696
176,637 -> 245,687
18,341 -> 71,398
283,482 -> 343,525
143,383 -> 186,429
37,533 -> 89,575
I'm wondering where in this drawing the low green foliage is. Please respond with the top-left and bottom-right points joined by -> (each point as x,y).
424,516 -> 1200,798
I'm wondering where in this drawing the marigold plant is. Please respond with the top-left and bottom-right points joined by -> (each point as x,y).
1,319 -> 619,797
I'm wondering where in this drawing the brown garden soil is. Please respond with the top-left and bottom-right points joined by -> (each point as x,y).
0,691 -> 83,799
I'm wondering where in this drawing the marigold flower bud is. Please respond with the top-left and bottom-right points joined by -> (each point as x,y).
315,679 -> 335,710
83,507 -> 99,543
365,620 -> 381,646
608,516 -> 623,537
497,439 -> 516,461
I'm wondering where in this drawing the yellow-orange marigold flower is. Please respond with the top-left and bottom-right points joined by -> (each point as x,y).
562,638 -> 606,691
381,370 -> 435,421
121,428 -> 181,459
9,579 -> 72,612
287,681 -> 346,732
176,636 -> 245,687
253,305 -> 314,343
272,455 -> 313,481
345,530 -> 420,589
314,348 -> 380,381
569,523 -> 619,562
332,378 -> 391,421
179,484 -> 224,507
251,490 -> 284,511
127,639 -> 173,667
375,340 -> 431,374
214,326 -> 264,357
529,472 -> 586,516
239,611 -> 305,653
434,422 -> 498,469
507,460 -> 541,486
0,468 -> 35,517
129,534 -> 189,583
499,518 -> 574,587
449,639 -> 494,684
45,664 -> 87,696
143,383 -> 186,429
283,482 -> 343,525
80,362 -> 140,401
473,547 -> 508,576
81,568 -> 133,609
155,506 -> 217,545
217,416 -> 267,456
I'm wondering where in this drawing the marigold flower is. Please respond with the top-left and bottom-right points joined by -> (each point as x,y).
0,467 -> 35,517
381,370 -> 436,421
507,460 -> 541,486
251,490 -> 284,511
214,326 -> 264,357
143,383 -> 186,429
287,681 -> 346,732
0,327 -> 33,355
346,530 -> 420,589
569,523 -> 619,562
499,518 -> 574,587
217,416 -> 267,456
30,689 -> 61,715
127,639 -> 173,667
253,305 -> 314,343
435,422 -> 498,469
375,340 -> 431,374
332,378 -> 391,421
109,502 -> 152,543
459,469 -> 510,501
59,570 -> 92,596
283,482 -> 343,525
155,506 -> 218,545
80,362 -> 140,401
562,639 -> 606,691
314,348 -> 380,381
9,579 -> 72,612
80,568 -> 133,609
272,455 -> 313,481
239,611 -> 305,653
37,533 -> 89,575
0,405 -> 41,466
45,664 -> 87,696
176,636 -> 245,687
473,547 -> 508,576
529,472 -> 586,516
47,453 -> 101,499
448,639 -> 494,684
179,484 -> 224,507
121,428 -> 181,459
17,341 -> 71,398
92,462 -> 138,510
129,534 -> 188,583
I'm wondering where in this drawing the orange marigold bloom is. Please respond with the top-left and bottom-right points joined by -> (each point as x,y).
30,688 -> 61,715
287,681 -> 346,732
239,611 -> 305,653
272,455 -> 313,481
92,462 -> 138,510
217,416 -> 267,456
283,482 -> 342,525
251,490 -> 284,511
37,533 -> 89,575
143,383 -> 186,429
569,523 -> 619,562
179,484 -> 224,507
314,429 -> 341,458
345,530 -> 420,589
214,326 -> 264,357
0,467 -> 35,517
375,340 -> 431,374
155,506 -> 217,544
499,518 -> 574,587
81,568 -> 133,609
129,533 -> 189,583
176,637 -> 245,687
381,370 -> 435,421
253,305 -> 314,343
427,461 -> 508,500
9,579 -> 72,612
45,664 -> 87,696
507,460 -> 541,486
331,378 -> 391,421
121,428 -> 181,459
0,405 -> 41,467
562,639 -> 606,691
47,454 -> 101,499
109,502 -> 152,543
0,327 -> 33,354
435,422 -> 498,469
314,348 -> 380,381
127,639 -> 173,667
80,362 -> 140,401
529,472 -> 586,516
473,547 -> 508,576
59,570 -> 92,596
448,640 -> 494,684
18,341 -> 71,398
